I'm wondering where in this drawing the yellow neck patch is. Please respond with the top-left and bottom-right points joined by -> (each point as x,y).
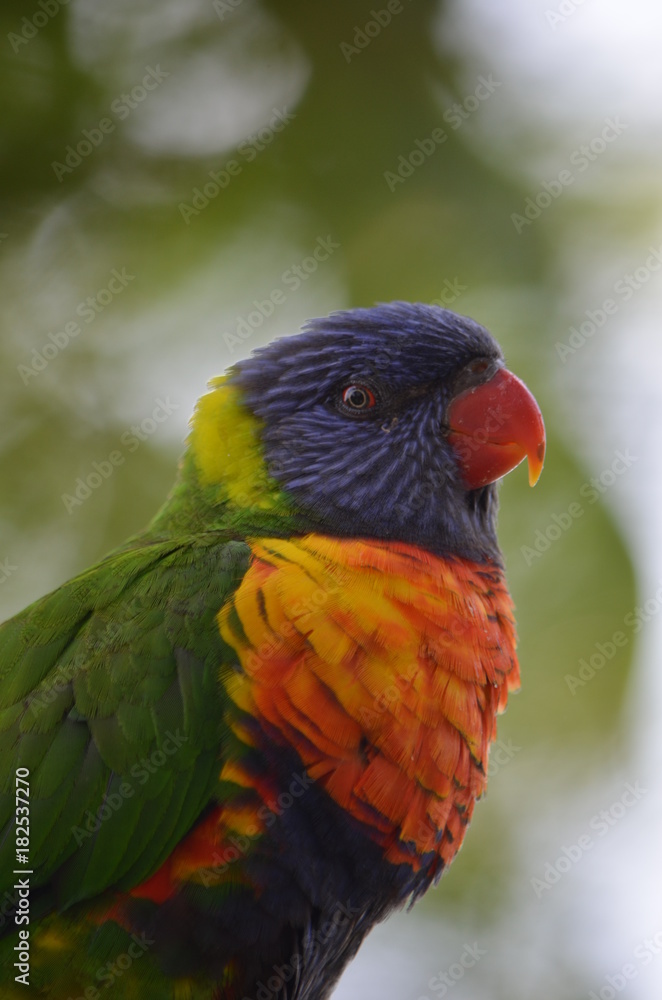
189,377 -> 284,511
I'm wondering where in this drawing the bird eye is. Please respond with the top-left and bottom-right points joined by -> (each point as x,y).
467,359 -> 490,375
341,384 -> 376,410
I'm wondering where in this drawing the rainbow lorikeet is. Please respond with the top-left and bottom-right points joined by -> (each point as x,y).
0,303 -> 544,999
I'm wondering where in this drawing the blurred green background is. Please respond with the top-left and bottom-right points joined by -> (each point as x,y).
1,1 -> 660,997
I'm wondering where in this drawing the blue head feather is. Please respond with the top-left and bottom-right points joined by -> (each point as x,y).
231,302 -> 504,563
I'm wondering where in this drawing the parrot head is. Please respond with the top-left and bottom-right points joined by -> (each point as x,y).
174,302 -> 545,562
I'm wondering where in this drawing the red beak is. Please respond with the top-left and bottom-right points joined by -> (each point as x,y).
447,368 -> 546,490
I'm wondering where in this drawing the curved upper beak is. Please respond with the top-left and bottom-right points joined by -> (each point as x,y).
446,367 -> 546,490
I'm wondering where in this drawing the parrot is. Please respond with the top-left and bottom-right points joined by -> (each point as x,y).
0,302 -> 545,1000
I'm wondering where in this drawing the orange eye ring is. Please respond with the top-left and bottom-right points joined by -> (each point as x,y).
342,385 -> 376,410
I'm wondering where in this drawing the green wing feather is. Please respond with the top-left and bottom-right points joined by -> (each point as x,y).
0,533 -> 250,915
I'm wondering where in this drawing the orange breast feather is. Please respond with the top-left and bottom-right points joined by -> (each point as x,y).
218,535 -> 519,870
